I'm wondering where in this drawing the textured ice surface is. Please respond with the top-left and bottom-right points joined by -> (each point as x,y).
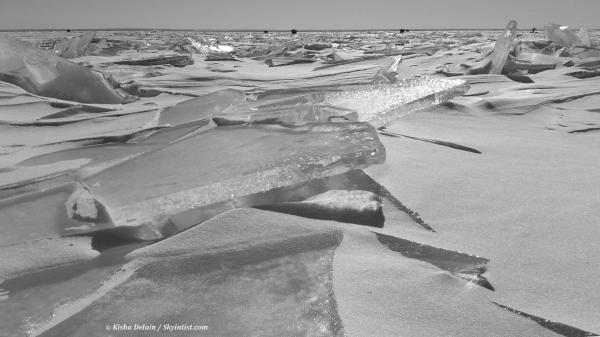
83,122 -> 385,230
490,20 -> 517,74
0,36 -> 124,104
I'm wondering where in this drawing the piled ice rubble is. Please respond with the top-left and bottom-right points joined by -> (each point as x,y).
0,30 -> 478,336
438,20 -> 600,81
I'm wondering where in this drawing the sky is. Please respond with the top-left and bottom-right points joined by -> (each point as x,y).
0,0 -> 599,30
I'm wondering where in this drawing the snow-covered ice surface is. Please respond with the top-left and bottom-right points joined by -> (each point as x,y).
1,28 -> 600,337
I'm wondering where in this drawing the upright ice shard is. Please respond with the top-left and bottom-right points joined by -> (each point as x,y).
544,23 -> 584,48
82,122 -> 385,231
490,20 -> 517,74
0,36 -> 125,104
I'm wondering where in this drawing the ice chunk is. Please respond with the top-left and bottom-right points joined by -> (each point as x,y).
214,103 -> 358,125
386,55 -> 402,73
52,31 -> 96,59
83,122 -> 385,229
0,36 -> 125,103
64,183 -> 113,224
490,20 -> 517,74
544,23 -> 584,48
210,44 -> 234,53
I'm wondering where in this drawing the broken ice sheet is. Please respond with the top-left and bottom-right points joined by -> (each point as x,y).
81,122 -> 385,232
490,20 -> 517,74
257,77 -> 469,128
27,209 -> 344,337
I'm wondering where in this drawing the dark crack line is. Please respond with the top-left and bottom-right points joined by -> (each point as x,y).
566,70 -> 600,80
492,302 -> 599,337
377,129 -> 482,154
569,127 -> 600,134
358,171 -> 436,232
375,232 -> 494,291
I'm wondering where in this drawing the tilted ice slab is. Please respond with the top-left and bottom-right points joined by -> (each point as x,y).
307,77 -> 470,128
237,77 -> 469,129
82,122 -> 385,233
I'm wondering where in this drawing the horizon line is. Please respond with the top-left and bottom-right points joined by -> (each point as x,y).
4,27 -> 594,32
